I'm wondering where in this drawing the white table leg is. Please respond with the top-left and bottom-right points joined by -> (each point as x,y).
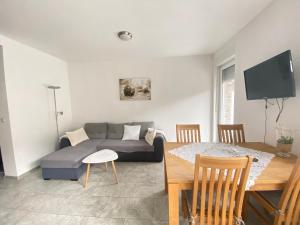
84,163 -> 91,188
111,161 -> 118,184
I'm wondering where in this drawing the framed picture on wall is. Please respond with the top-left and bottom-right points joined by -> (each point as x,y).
119,78 -> 151,101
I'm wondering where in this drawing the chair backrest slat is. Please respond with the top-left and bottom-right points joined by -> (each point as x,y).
176,124 -> 201,143
286,181 -> 300,224
191,155 -> 253,225
200,168 -> 207,225
291,193 -> 300,225
214,169 -> 225,225
218,124 -> 245,144
228,168 -> 242,224
207,168 -> 216,225
276,157 -> 300,225
222,169 -> 233,224
192,155 -> 201,217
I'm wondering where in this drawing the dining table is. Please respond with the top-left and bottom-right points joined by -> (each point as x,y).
164,142 -> 298,225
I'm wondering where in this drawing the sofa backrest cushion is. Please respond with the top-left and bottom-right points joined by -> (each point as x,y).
85,122 -> 155,140
107,123 -> 129,139
84,123 -> 108,139
132,121 -> 155,139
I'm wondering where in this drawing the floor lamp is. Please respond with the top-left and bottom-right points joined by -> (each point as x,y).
48,85 -> 63,142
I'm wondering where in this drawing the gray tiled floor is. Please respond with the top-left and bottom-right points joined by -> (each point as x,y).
0,162 -> 261,225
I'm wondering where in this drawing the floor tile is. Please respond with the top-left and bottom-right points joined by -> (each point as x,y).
0,189 -> 32,209
15,212 -> 67,225
15,179 -> 62,194
0,209 -> 28,225
79,217 -> 125,225
131,182 -> 165,198
124,219 -> 168,225
35,214 -> 125,225
89,182 -> 136,197
100,197 -> 154,219
153,196 -> 168,221
0,177 -> 19,190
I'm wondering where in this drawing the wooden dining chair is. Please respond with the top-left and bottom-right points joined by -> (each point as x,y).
246,157 -> 300,225
182,154 -> 253,225
176,124 -> 201,143
218,124 -> 246,144
176,124 -> 201,213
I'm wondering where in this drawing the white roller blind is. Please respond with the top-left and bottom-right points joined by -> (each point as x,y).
221,65 -> 235,124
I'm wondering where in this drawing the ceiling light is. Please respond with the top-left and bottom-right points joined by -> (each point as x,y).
118,31 -> 133,41
47,85 -> 61,90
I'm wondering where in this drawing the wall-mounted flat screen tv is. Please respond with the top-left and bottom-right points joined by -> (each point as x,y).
244,50 -> 296,100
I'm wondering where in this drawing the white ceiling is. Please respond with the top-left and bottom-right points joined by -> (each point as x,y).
0,0 -> 274,61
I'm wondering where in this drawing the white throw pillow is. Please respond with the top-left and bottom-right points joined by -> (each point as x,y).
122,125 -> 141,141
145,128 -> 157,145
156,129 -> 166,137
66,128 -> 89,146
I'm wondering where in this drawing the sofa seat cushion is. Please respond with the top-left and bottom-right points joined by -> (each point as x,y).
97,139 -> 154,153
40,139 -> 104,168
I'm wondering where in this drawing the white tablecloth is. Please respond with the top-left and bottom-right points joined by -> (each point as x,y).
169,143 -> 275,190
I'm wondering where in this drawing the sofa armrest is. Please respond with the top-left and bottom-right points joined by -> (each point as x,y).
59,137 -> 71,149
153,133 -> 166,162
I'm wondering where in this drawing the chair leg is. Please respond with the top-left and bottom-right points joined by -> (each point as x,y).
181,191 -> 188,219
164,160 -> 168,194
242,192 -> 249,220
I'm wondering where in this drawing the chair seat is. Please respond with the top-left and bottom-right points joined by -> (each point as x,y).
248,191 -> 283,225
256,191 -> 282,206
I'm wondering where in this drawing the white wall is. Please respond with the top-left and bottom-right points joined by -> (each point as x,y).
69,56 -> 213,141
0,46 -> 17,176
0,35 -> 72,176
213,0 -> 300,154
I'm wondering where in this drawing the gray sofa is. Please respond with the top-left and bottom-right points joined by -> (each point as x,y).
40,122 -> 165,180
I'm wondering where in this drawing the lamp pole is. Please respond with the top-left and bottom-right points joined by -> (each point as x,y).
48,86 -> 63,142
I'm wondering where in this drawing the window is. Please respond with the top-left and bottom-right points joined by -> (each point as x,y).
219,65 -> 235,124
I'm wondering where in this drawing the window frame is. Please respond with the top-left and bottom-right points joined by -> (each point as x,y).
219,63 -> 235,124
212,56 -> 236,141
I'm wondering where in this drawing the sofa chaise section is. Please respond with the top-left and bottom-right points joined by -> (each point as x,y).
40,139 -> 104,180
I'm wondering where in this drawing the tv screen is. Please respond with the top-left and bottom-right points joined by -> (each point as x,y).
244,50 -> 296,100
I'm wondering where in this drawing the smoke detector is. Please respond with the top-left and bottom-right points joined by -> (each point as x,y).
118,31 -> 133,41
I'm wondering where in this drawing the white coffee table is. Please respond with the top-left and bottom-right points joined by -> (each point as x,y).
82,149 -> 118,188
